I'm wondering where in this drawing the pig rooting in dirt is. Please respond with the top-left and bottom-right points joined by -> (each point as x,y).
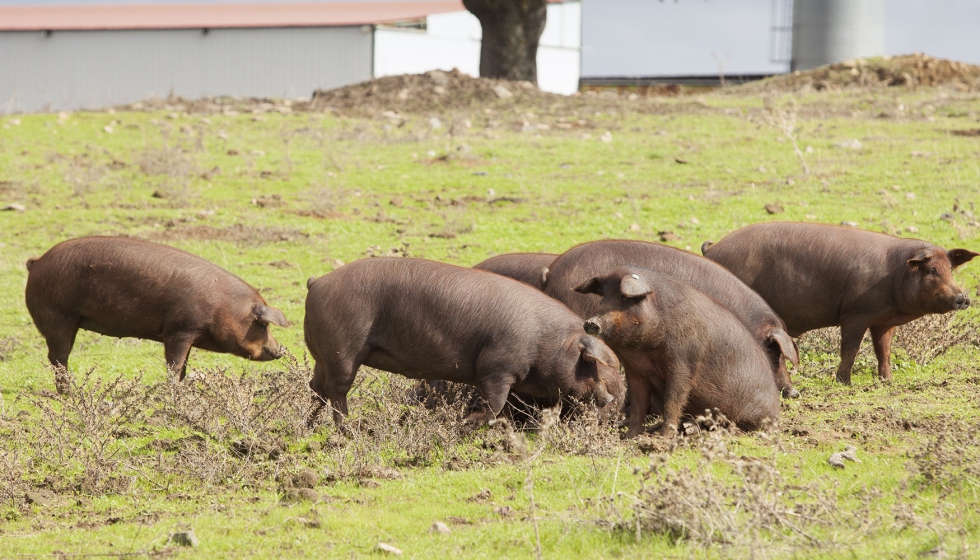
304,258 -> 624,430
575,267 -> 780,438
25,237 -> 289,391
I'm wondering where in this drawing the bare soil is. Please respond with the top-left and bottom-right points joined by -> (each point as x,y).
737,53 -> 980,94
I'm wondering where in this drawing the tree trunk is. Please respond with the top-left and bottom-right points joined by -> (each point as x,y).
463,0 -> 548,84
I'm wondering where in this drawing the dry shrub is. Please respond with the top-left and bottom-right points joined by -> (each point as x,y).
893,314 -> 980,364
0,336 -> 17,361
0,414 -> 31,511
30,368 -> 144,494
137,142 -> 200,204
64,160 -> 107,197
321,370 -> 470,478
153,353 -> 313,442
610,417 -> 870,552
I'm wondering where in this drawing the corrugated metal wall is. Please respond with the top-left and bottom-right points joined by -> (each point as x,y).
791,0 -> 885,71
0,26 -> 373,113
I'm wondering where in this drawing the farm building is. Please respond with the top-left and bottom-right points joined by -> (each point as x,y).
0,1 -> 582,114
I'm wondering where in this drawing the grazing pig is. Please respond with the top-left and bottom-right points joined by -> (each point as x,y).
576,267 -> 780,437
304,258 -> 624,429
701,222 -> 979,384
473,252 -> 557,290
25,236 -> 289,389
544,240 -> 800,398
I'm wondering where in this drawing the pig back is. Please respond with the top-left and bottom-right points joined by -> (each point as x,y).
702,222 -> 931,333
304,258 -> 582,380
26,236 -> 258,339
473,252 -> 557,290
545,240 -> 784,334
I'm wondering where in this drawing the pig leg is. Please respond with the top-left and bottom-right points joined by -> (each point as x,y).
164,336 -> 194,381
625,372 -> 652,438
41,321 -> 79,394
870,325 -> 897,382
660,365 -> 694,438
836,322 -> 869,385
307,360 -> 329,427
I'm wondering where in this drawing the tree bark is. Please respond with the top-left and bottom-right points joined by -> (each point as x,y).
463,0 -> 548,84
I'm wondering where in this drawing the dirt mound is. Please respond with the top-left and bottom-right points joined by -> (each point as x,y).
310,68 -> 561,115
738,53 -> 980,93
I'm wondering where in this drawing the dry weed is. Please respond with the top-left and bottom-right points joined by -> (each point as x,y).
30,368 -> 144,495
607,415 -> 873,552
893,314 -> 980,364
906,416 -> 980,492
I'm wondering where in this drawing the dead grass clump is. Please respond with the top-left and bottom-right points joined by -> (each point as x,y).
906,416 -> 980,492
0,336 -> 17,361
893,313 -> 980,364
0,415 -> 31,513
30,368 -> 144,495
153,353 -> 313,443
320,370 -> 470,478
609,418 -> 867,552
137,143 -> 200,204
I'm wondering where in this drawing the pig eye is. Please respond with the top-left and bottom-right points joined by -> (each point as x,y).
927,267 -> 939,277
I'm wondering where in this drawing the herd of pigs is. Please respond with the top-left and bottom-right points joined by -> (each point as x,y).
23,222 -> 978,438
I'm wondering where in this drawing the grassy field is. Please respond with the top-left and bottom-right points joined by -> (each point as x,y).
1,84 -> 980,558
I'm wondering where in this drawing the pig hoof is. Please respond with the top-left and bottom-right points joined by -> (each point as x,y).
658,424 -> 678,438
781,387 -> 800,399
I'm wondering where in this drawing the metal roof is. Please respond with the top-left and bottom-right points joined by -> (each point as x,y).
0,1 -> 466,31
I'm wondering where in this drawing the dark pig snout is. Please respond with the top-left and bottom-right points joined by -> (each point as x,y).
584,318 -> 602,335
955,293 -> 970,310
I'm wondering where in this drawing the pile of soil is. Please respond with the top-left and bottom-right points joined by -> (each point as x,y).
739,53 -> 980,93
310,68 -> 561,115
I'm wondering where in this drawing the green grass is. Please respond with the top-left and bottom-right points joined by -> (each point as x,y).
1,86 -> 980,558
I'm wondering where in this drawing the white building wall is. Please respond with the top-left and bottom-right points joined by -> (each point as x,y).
374,1 -> 582,95
0,26 -> 373,113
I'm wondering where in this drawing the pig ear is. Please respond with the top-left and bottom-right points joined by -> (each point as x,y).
768,328 -> 799,368
254,305 -> 290,327
620,273 -> 653,298
906,249 -> 936,269
581,336 -> 615,368
573,276 -> 603,295
948,248 -> 980,268
539,267 -> 550,289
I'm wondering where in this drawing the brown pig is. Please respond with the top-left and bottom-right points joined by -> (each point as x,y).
25,236 -> 289,389
701,222 -> 979,384
304,258 -> 624,429
575,267 -> 780,437
544,240 -> 801,398
473,252 -> 557,290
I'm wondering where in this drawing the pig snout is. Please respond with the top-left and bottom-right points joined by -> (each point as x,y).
255,339 -> 285,361
591,383 -> 615,408
584,318 -> 602,335
954,292 -> 971,310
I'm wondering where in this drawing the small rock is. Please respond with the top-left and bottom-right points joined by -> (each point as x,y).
1,203 -> 25,212
758,165 -> 767,173
674,157 -> 688,164
496,506 -> 513,517
629,223 -> 641,232
834,139 -> 862,150
281,488 -> 319,503
249,149 -> 265,156
151,190 -> 167,199
906,226 -> 920,233
940,212 -> 955,221
690,217 -> 700,225
659,231 -> 680,242
430,521 -> 451,535
891,185 -> 902,191
428,117 -> 442,129
600,130 -> 613,143
828,445 -> 860,469
906,193 -> 917,201
376,542 -> 403,555
840,221 -> 859,228
168,530 -> 199,547
397,88 -> 411,100
764,203 -> 784,215
433,86 -> 447,96
493,85 -> 513,99
24,490 -> 54,507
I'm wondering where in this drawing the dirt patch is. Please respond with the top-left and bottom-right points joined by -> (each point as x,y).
311,68 -> 560,116
737,53 -> 980,94
146,224 -> 309,245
